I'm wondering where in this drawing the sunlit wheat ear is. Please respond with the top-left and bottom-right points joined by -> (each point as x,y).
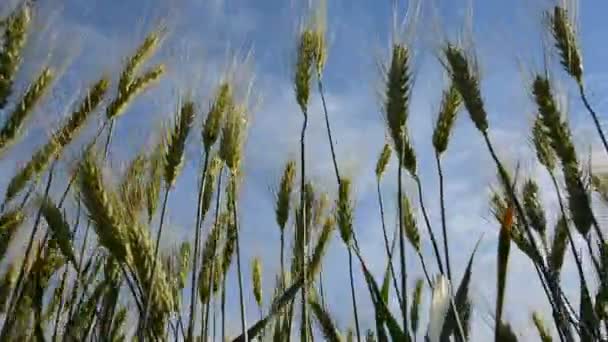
549,6 -> 583,85
533,75 -> 592,236
198,217 -> 221,304
39,197 -> 77,266
335,178 -> 354,246
427,275 -> 451,342
294,29 -> 316,113
205,159 -> 224,209
106,64 -> 165,119
384,44 -> 416,169
0,261 -> 19,313
375,143 -> 392,180
221,211 -> 237,279
276,160 -> 296,231
522,180 -> 547,236
78,151 -> 129,263
410,278 -> 424,337
146,137 -> 164,222
549,216 -> 568,275
119,153 -> 148,221
432,83 -> 462,154
532,311 -> 552,342
304,181 -> 316,230
252,257 -> 263,308
0,4 -> 30,108
203,82 -> 232,150
531,116 -> 556,172
5,77 -> 109,202
164,101 -> 195,187
309,296 -> 342,342
402,195 -> 420,252
0,209 -> 24,259
0,67 -> 54,155
313,192 -> 329,228
443,44 -> 488,133
118,29 -> 163,95
219,103 -> 247,173
308,216 -> 334,280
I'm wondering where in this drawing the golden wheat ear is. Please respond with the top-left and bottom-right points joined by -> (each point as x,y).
0,5 -> 31,109
5,78 -> 109,203
0,67 -> 54,157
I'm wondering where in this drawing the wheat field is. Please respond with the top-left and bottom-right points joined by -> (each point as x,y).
0,0 -> 607,341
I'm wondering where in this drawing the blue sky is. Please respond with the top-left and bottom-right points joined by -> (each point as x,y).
1,0 -> 608,340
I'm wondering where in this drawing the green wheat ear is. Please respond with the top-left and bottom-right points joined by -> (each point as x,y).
444,44 -> 488,133
252,257 -> 263,307
164,101 -> 195,187
0,5 -> 31,109
432,83 -> 462,154
522,179 -> 547,236
402,195 -> 420,252
336,178 -> 354,246
294,29 -> 316,113
0,209 -> 25,260
532,312 -> 553,342
39,197 -> 77,267
276,160 -> 296,231
549,6 -> 583,85
375,143 -> 391,180
0,67 -> 54,157
5,77 -> 109,202
203,82 -> 232,150
384,43 -> 415,173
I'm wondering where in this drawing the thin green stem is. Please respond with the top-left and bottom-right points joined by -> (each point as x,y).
397,163 -> 408,332
0,161 -> 56,339
231,175 -> 248,342
187,149 -> 211,340
435,152 -> 452,281
300,110 -> 309,342
348,247 -> 362,342
317,77 -> 341,185
203,168 -> 224,342
376,178 -> 403,304
140,186 -> 171,338
414,175 -> 444,275
579,84 -> 608,156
